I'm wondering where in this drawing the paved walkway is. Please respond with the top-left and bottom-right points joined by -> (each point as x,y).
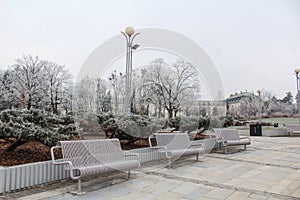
3,137 -> 300,200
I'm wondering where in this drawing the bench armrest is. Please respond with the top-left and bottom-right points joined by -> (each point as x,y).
50,146 -> 73,167
217,137 -> 225,143
190,142 -> 204,148
123,152 -> 140,167
148,134 -> 155,148
148,134 -> 168,151
50,145 -> 79,180
240,137 -> 251,142
123,152 -> 140,160
150,146 -> 167,150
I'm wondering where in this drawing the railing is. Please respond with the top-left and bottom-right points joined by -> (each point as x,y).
0,138 -> 216,194
0,161 -> 68,194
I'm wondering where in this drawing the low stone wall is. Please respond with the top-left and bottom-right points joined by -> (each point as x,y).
238,127 -> 289,137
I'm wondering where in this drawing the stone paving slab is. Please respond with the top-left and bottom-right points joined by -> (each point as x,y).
1,136 -> 300,200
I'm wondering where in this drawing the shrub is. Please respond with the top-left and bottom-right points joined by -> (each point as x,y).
97,113 -> 236,144
209,116 -> 223,128
180,116 -> 202,132
198,117 -> 210,130
164,116 -> 181,130
220,115 -> 234,127
97,113 -> 163,144
0,109 -> 79,151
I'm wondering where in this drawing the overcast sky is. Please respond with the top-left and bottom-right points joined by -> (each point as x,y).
1,0 -> 300,99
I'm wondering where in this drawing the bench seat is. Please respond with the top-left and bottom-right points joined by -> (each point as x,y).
166,148 -> 202,158
73,160 -> 140,177
149,132 -> 205,167
213,128 -> 251,154
51,139 -> 140,193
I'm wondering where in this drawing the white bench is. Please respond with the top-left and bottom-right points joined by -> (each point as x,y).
213,128 -> 251,154
285,124 -> 300,137
148,132 -> 205,167
50,139 -> 140,193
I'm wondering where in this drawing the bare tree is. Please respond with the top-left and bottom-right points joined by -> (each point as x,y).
44,62 -> 73,114
143,58 -> 200,119
239,89 -> 275,119
73,76 -> 97,114
2,55 -> 74,113
9,55 -> 47,110
96,78 -> 111,113
270,93 -> 294,116
0,70 -> 17,110
108,71 -> 125,114
259,89 -> 275,115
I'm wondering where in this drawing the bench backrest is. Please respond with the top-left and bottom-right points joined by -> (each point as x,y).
154,132 -> 191,150
286,124 -> 300,132
213,129 -> 240,141
58,139 -> 123,167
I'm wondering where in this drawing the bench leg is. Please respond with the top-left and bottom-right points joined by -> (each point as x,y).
78,179 -> 82,193
244,145 -> 246,151
128,170 -> 131,179
168,159 -> 171,168
225,147 -> 228,154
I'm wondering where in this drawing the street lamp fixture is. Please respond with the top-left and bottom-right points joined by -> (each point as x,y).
125,26 -> 135,36
294,68 -> 300,124
132,44 -> 140,50
121,26 -> 140,114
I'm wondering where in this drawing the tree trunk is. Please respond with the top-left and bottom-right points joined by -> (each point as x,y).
5,140 -> 26,152
146,104 -> 149,116
54,90 -> 58,114
27,94 -> 32,110
158,104 -> 162,118
167,108 -> 173,119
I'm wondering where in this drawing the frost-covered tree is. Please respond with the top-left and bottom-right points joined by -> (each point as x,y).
239,89 -> 275,119
1,55 -> 74,113
270,92 -> 294,116
73,76 -> 97,114
108,71 -> 125,114
44,62 -> 73,114
0,70 -> 18,110
9,55 -> 48,110
73,76 -> 112,116
259,89 -> 275,115
142,58 -> 201,119
96,78 -> 111,113
282,91 -> 293,105
60,84 -> 74,114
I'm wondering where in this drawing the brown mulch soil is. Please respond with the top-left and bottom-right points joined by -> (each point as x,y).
0,139 -> 52,167
0,133 -> 208,167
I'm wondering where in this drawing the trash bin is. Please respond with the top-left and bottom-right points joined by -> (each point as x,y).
249,123 -> 262,136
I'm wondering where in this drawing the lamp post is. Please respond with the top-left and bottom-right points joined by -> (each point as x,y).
121,26 -> 140,114
294,68 -> 300,124
257,89 -> 262,124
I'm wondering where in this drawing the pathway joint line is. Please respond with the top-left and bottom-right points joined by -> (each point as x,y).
206,154 -> 300,170
144,171 -> 298,200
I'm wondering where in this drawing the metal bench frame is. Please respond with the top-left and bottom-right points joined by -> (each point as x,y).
148,132 -> 205,167
213,128 -> 251,154
285,124 -> 300,137
50,138 -> 140,193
